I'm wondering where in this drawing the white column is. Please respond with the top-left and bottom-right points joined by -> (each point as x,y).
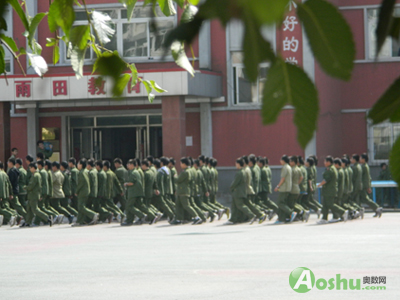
200,102 -> 213,157
26,105 -> 38,156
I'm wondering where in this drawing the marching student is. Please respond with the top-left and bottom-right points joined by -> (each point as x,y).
60,161 -> 78,219
114,158 -> 128,212
257,157 -> 279,220
68,158 -> 79,210
7,158 -> 27,220
15,158 -> 28,209
317,156 -> 349,224
103,160 -> 125,222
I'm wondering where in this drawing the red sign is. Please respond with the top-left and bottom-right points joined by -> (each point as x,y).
88,77 -> 106,95
276,1 -> 303,66
53,80 -> 67,96
15,81 -> 31,98
127,77 -> 142,94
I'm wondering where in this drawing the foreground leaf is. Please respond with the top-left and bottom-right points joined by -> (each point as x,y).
71,46 -> 87,79
92,11 -> 116,45
27,53 -> 48,77
158,0 -> 176,17
141,79 -> 156,103
113,73 -> 131,97
149,80 -> 167,93
93,51 -> 127,81
70,25 -> 90,50
239,0 -> 289,25
376,0 -> 397,57
0,46 -> 5,74
297,0 -> 355,81
28,13 -> 47,50
262,58 -> 319,148
128,63 -> 139,87
48,0 -> 75,39
8,0 -> 30,31
171,41 -> 194,76
368,75 -> 400,124
118,0 -> 138,21
389,136 -> 400,186
0,34 -> 18,52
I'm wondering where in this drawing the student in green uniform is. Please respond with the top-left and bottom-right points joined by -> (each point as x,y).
93,160 -> 113,224
185,157 -> 207,223
289,156 -> 310,222
51,161 -> 74,224
168,158 -> 177,203
340,158 -> 360,219
24,162 -> 53,227
141,159 -> 161,224
114,158 -> 128,212
248,155 -> 261,206
15,158 -> 28,209
194,159 -> 219,222
7,158 -> 27,220
0,161 -> 18,226
153,159 -> 176,221
360,153 -> 383,218
25,155 -> 34,188
350,154 -> 363,211
171,157 -> 202,225
44,160 -> 60,220
73,158 -> 99,226
274,155 -> 297,224
257,157 -> 279,220
68,158 -> 79,210
297,156 -> 308,209
121,159 -> 148,226
198,156 -> 217,211
9,148 -> 18,161
304,157 -> 322,217
226,158 -> 258,225
34,160 -> 59,224
103,160 -> 125,222
317,156 -> 348,224
60,161 -> 78,222
37,140 -> 53,159
160,157 -> 176,211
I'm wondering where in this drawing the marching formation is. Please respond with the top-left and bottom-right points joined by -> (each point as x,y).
0,149 -> 383,228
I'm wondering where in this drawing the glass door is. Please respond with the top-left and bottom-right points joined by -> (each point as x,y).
71,128 -> 92,160
93,129 -> 102,160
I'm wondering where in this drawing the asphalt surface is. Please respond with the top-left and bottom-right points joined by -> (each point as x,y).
0,212 -> 399,300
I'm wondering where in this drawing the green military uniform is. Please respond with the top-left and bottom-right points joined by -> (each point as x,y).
304,166 -> 322,212
18,166 -> 28,208
50,169 -> 71,218
35,168 -> 57,224
351,163 -> 363,207
95,169 -> 113,220
195,168 -> 216,220
125,169 -> 148,224
105,169 -> 125,218
152,168 -> 175,220
26,170 -> 49,225
200,165 -> 216,210
228,168 -> 256,223
76,169 -> 97,224
114,166 -> 128,211
289,166 -> 306,216
250,164 -> 261,206
86,168 -> 109,222
321,165 -> 346,221
184,167 -> 206,222
143,168 -> 160,218
175,168 -> 198,221
241,166 -> 263,220
360,163 -> 379,211
277,163 -> 293,222
298,165 -> 308,209
259,165 -> 279,214
70,167 -> 79,209
61,170 -> 78,216
170,166 -> 177,203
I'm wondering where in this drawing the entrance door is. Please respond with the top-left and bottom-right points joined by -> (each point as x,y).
71,128 -> 92,160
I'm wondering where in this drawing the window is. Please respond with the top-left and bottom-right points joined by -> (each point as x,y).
367,8 -> 400,59
232,52 -> 269,105
369,122 -> 400,162
62,4 -> 175,63
2,6 -> 13,73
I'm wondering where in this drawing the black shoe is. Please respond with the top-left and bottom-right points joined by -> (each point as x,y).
192,217 -> 203,225
121,222 -> 133,226
209,214 -> 215,223
68,215 -> 74,224
133,219 -> 143,225
48,216 -> 53,227
169,219 -> 182,225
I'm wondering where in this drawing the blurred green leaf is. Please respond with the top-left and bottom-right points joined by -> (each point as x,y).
141,79 -> 155,103
389,136 -> 400,186
27,53 -> 48,77
71,46 -> 87,79
158,0 -> 176,17
0,16 -> 7,31
262,58 -> 319,148
70,25 -> 90,50
0,45 -> 5,74
375,0 -> 396,57
174,0 -> 185,8
128,63 -> 138,87
118,0 -> 138,21
188,0 -> 200,5
181,4 -> 198,24
28,12 -> 47,49
297,0 -> 355,81
94,51 -> 127,81
53,44 -> 60,65
242,16 -> 276,82
368,75 -> 400,124
171,41 -> 194,76
92,11 -> 115,45
163,17 -> 203,49
0,34 -> 18,52
113,73 -> 131,97
149,80 -> 167,93
8,0 -> 30,31
46,37 -> 57,47
48,0 -> 75,39
389,17 -> 400,40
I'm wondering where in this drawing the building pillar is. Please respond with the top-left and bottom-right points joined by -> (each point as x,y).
27,105 -> 39,157
61,116 -> 68,161
199,21 -> 211,69
0,102 -> 11,163
162,96 -> 186,171
200,102 -> 213,157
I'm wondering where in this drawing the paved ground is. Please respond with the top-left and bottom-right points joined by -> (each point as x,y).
0,212 -> 399,300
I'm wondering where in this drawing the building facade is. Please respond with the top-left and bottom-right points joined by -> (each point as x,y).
0,0 -> 399,195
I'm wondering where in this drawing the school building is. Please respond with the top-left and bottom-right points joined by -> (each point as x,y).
0,0 -> 398,195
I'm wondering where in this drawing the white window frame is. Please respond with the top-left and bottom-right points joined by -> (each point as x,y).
367,120 -> 400,164
363,5 -> 400,62
60,3 -> 176,66
2,5 -> 14,74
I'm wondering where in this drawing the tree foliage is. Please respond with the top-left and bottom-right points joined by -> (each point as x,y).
1,0 -> 400,185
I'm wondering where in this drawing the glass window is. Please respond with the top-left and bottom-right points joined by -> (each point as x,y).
149,115 -> 162,124
232,53 -> 269,105
97,116 -> 146,126
62,4 -> 176,64
70,117 -> 94,127
370,122 -> 400,161
367,8 -> 400,59
2,6 -> 13,74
